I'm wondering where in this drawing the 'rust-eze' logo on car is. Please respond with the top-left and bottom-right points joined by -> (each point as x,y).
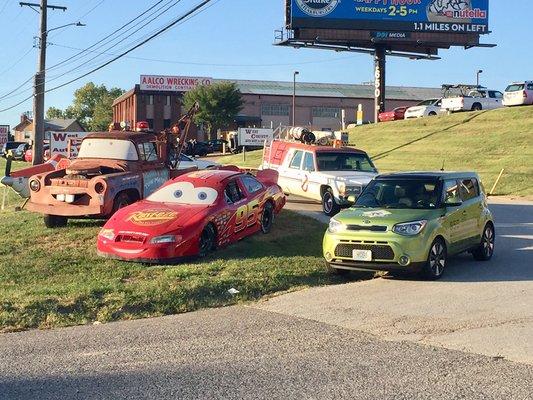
127,210 -> 178,226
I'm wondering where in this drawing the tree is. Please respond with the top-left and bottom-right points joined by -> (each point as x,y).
46,82 -> 124,131
183,82 -> 243,139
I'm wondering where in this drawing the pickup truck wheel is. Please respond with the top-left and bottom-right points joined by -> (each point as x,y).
322,189 -> 340,216
428,111 -> 437,116
44,214 -> 67,228
112,192 -> 133,215
471,103 -> 482,111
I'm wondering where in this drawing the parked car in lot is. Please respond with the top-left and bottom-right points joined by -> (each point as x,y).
207,139 -> 229,153
170,153 -> 220,170
11,143 -> 31,161
441,87 -> 504,112
261,140 -> 378,216
97,168 -> 286,263
404,99 -> 444,119
323,172 -> 495,280
23,145 -> 50,163
378,106 -> 408,122
503,81 -> 533,106
184,141 -> 211,157
1,141 -> 27,158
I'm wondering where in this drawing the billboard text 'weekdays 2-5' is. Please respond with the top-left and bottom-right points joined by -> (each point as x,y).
290,0 -> 489,34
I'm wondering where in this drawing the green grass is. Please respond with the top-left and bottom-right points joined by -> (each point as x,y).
0,208 -> 339,332
215,107 -> 533,196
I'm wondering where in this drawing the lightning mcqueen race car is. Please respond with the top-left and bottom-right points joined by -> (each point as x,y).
97,168 -> 286,263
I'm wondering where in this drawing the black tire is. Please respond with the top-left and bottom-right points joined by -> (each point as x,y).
472,223 -> 495,261
325,260 -> 349,276
322,188 -> 341,217
420,238 -> 447,280
199,224 -> 217,257
471,103 -> 482,111
44,214 -> 68,228
112,192 -> 133,215
428,111 -> 437,116
260,202 -> 274,234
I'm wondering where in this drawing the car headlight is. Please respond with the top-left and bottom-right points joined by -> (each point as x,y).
393,220 -> 427,236
29,179 -> 41,192
328,218 -> 344,234
99,229 -> 115,240
150,235 -> 181,244
338,182 -> 346,196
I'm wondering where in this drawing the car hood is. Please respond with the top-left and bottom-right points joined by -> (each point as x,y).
335,207 -> 441,229
103,200 -> 209,235
318,171 -> 377,185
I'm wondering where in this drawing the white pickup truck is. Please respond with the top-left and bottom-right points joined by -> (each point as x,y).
441,88 -> 504,112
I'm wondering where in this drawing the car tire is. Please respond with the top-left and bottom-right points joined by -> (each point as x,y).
420,238 -> 447,280
428,111 -> 437,116
471,103 -> 482,111
322,188 -> 341,217
325,260 -> 349,276
472,223 -> 495,261
44,214 -> 68,228
112,192 -> 133,215
199,224 -> 217,257
260,202 -> 274,234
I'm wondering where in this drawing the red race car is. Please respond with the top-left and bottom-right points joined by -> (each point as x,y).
378,106 -> 408,122
97,168 -> 286,263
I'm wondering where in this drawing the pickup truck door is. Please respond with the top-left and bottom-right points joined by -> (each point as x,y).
138,141 -> 170,197
280,150 -> 304,195
301,151 -> 320,200
488,91 -> 504,109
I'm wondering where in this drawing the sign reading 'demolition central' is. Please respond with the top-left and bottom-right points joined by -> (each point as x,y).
140,75 -> 212,92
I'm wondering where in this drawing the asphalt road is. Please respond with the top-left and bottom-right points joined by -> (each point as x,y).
265,197 -> 533,364
1,307 -> 532,400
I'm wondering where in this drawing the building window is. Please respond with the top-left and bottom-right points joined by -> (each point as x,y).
164,119 -> 171,129
261,103 -> 290,116
165,96 -> 171,106
148,95 -> 154,105
312,107 -> 341,118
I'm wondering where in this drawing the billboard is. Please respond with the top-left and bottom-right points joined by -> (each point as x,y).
289,0 -> 489,34
48,131 -> 89,158
140,75 -> 212,92
237,128 -> 274,147
0,125 -> 9,146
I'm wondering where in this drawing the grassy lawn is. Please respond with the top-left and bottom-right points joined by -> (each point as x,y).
0,207 -> 338,333
215,107 -> 533,196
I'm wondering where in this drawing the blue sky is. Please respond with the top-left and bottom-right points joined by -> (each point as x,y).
0,0 -> 530,127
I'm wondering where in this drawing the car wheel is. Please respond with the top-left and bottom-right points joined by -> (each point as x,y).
421,238 -> 447,280
199,224 -> 217,257
472,103 -> 482,111
260,202 -> 274,234
322,189 -> 340,217
44,214 -> 68,228
428,111 -> 437,116
112,192 -> 133,215
325,260 -> 349,276
472,223 -> 495,261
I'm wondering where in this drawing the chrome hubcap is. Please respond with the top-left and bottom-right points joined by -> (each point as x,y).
483,227 -> 495,257
324,193 -> 333,213
429,242 -> 446,276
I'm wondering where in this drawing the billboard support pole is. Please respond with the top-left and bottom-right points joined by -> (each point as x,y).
373,45 -> 386,124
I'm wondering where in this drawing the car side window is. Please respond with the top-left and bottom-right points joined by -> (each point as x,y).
460,179 -> 480,201
443,180 -> 461,204
241,175 -> 263,194
302,152 -> 315,172
527,83 -> 533,91
138,142 -> 159,162
289,150 -> 304,169
224,180 -> 244,204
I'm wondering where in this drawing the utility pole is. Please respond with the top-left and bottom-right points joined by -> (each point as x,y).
20,1 -> 66,165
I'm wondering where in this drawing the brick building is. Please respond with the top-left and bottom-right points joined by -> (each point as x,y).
112,77 -> 442,140
13,115 -> 85,143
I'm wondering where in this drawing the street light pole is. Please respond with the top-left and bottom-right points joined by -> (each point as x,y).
476,69 -> 483,87
292,71 -> 299,127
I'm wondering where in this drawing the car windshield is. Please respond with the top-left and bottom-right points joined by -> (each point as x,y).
316,152 -> 376,172
355,179 -> 440,210
147,181 -> 218,205
505,84 -> 524,92
78,139 -> 139,161
417,99 -> 437,106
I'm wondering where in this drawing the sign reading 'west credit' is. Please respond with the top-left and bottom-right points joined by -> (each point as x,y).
140,75 -> 213,92
290,0 -> 490,34
238,128 -> 274,147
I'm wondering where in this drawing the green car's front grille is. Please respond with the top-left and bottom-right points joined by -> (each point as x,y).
346,225 -> 387,232
334,243 -> 395,260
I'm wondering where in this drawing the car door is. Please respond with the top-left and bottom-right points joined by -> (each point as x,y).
282,150 -> 304,195
441,179 -> 463,254
488,91 -> 503,109
459,178 -> 483,247
301,151 -> 320,200
239,175 -> 266,234
222,179 -> 248,243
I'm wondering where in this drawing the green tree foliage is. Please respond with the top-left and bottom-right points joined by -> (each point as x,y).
46,83 -> 124,131
183,82 -> 243,139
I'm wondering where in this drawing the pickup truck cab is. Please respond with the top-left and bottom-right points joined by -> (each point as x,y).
261,140 -> 378,216
441,88 -> 504,112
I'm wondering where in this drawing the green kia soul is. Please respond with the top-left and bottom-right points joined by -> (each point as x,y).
323,172 -> 495,279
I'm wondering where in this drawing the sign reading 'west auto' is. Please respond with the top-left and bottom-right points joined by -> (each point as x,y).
140,75 -> 212,92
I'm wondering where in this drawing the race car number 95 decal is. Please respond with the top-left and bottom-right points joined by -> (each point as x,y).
235,199 -> 260,233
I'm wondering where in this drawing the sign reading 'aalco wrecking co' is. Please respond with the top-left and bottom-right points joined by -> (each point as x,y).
140,75 -> 212,92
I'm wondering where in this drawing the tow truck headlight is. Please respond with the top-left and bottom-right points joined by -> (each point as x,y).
29,179 -> 41,192
150,235 -> 182,244
393,220 -> 427,236
338,182 -> 346,196
99,229 -> 115,240
328,218 -> 344,234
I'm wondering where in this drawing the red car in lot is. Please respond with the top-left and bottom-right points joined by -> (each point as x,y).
97,168 -> 286,263
378,107 -> 408,122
